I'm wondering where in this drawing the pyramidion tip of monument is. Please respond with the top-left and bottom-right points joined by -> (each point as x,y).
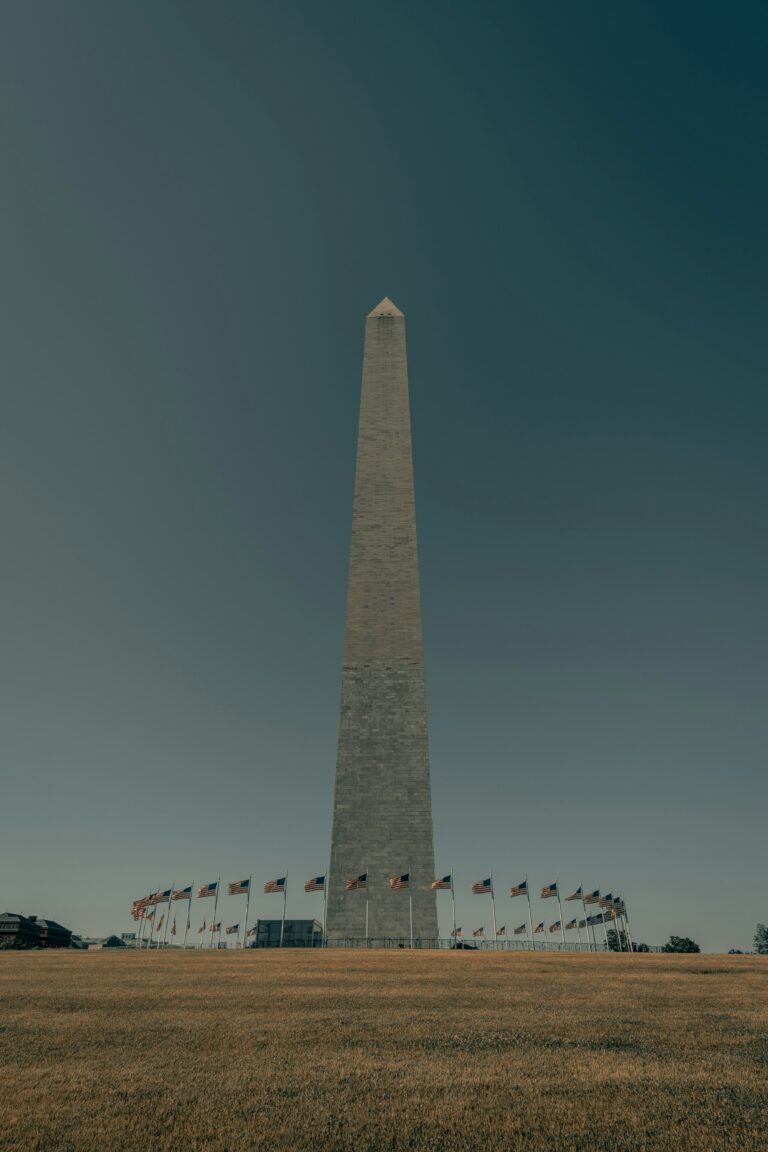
367,296 -> 404,318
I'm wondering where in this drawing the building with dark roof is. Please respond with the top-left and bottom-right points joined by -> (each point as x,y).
32,918 -> 72,948
0,913 -> 42,948
0,913 -> 72,948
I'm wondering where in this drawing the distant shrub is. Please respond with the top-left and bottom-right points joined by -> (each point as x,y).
662,936 -> 700,954
753,925 -> 768,955
606,928 -> 630,952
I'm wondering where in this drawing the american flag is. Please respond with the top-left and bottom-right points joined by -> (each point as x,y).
172,886 -> 192,901
198,921 -> 206,933
578,919 -> 587,929
246,926 -> 256,937
228,879 -> 250,896
211,923 -> 221,933
131,896 -> 151,920
264,877 -> 286,894
451,927 -> 463,937
171,918 -> 176,936
513,923 -> 527,935
497,925 -> 506,937
197,882 -> 218,899
345,873 -> 367,891
583,889 -> 601,905
549,921 -> 561,933
388,873 -> 410,890
472,877 -> 493,895
155,914 -> 165,932
540,882 -> 558,899
599,892 -> 614,909
145,911 -> 154,922
431,875 -> 452,890
534,921 -> 545,933
603,909 -> 617,922
586,913 -> 604,926
152,889 -> 173,905
304,876 -> 325,893
226,924 -> 239,935
565,918 -> 578,930
565,887 -> 583,902
510,880 -> 528,898
472,927 -> 485,938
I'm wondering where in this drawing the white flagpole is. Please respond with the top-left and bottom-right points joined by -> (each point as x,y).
525,879 -> 535,951
141,899 -> 153,949
490,876 -> 498,949
279,873 -> 287,948
183,883 -> 193,949
162,886 -> 173,949
556,885 -> 565,948
450,869 -> 456,944
364,863 -> 369,947
581,886 -> 594,951
137,906 -> 146,949
322,878 -> 327,948
409,889 -> 413,949
613,909 -> 624,951
154,893 -> 162,949
209,878 -> 220,950
601,909 -> 610,949
242,876 -> 252,950
622,900 -> 634,951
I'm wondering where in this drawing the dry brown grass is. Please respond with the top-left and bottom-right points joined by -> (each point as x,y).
1,950 -> 766,1151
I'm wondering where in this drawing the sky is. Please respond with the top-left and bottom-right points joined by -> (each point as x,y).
1,3 -> 766,952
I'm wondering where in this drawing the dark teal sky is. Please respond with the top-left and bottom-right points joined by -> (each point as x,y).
2,4 -> 766,950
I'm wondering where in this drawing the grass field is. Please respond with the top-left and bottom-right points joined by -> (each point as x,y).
1,951 -> 766,1151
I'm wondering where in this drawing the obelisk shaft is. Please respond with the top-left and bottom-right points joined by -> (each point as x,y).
326,299 -> 438,943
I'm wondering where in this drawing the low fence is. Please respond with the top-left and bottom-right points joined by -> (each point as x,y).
322,937 -> 660,952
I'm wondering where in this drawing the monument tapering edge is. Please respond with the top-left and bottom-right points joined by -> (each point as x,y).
367,297 -> 404,318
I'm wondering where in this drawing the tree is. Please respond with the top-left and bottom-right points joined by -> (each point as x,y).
753,924 -> 768,955
661,935 -> 700,954
606,928 -> 629,952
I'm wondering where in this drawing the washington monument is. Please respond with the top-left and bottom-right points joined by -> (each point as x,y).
326,298 -> 438,942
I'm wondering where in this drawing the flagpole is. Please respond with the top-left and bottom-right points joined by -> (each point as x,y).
615,898 -> 630,951
183,883 -> 193,949
622,900 -> 634,951
364,863 -> 369,948
242,876 -> 252,950
137,906 -> 146,950
556,885 -> 565,949
210,878 -> 220,950
490,875 -> 498,950
450,869 -> 456,944
613,909 -> 624,951
142,898 -> 154,949
409,889 -> 413,949
322,879 -> 327,948
162,886 -> 173,950
581,885 -> 594,951
279,872 -> 287,948
525,876 -> 535,951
